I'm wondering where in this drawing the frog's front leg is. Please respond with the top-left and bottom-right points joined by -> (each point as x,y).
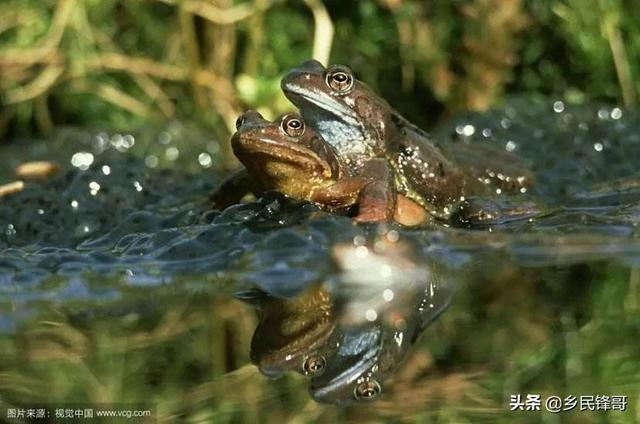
312,158 -> 397,223
352,158 -> 396,223
209,169 -> 253,209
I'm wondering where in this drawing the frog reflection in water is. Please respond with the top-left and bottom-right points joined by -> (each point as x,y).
228,110 -> 427,225
247,237 -> 455,404
282,60 -> 536,221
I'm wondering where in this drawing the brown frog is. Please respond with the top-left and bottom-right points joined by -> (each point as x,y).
223,110 -> 427,225
281,60 -> 534,219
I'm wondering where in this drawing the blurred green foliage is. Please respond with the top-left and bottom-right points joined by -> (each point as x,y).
0,0 -> 639,137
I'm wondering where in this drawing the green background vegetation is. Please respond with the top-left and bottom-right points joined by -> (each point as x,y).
1,0 -> 639,140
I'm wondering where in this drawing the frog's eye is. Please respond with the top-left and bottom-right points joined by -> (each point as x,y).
235,115 -> 246,130
353,379 -> 382,401
326,69 -> 353,93
282,114 -> 305,137
301,354 -> 326,376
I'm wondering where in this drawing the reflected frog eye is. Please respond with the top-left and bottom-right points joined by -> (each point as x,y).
235,115 -> 246,130
282,115 -> 305,137
302,354 -> 326,376
353,380 -> 382,401
326,69 -> 353,93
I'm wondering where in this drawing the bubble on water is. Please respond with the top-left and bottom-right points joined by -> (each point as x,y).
71,152 -> 94,170
386,230 -> 399,242
89,181 -> 101,196
500,118 -> 511,129
383,289 -> 394,301
145,155 -> 159,168
597,108 -> 609,120
353,235 -> 366,246
102,165 -> 111,175
93,133 -> 109,153
133,181 -> 143,192
165,147 -> 180,161
505,140 -> 517,152
365,309 -> 377,321
611,107 -> 622,120
355,245 -> 369,258
110,134 -> 135,152
594,142 -> 603,152
207,141 -> 220,154
198,153 -> 213,168
5,224 -> 16,236
70,200 -> 79,209
462,124 -> 475,136
553,101 -> 565,113
158,132 -> 172,144
482,128 -> 492,138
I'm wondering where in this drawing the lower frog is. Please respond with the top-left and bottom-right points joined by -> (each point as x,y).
215,110 -> 427,225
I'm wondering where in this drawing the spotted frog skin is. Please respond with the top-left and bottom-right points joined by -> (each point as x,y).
281,60 -> 533,219
226,110 -> 426,224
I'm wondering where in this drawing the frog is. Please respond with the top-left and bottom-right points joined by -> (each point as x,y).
246,284 -> 338,379
281,60 -> 534,220
216,110 -> 427,225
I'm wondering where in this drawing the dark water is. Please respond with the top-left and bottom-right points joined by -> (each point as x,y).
0,101 -> 638,422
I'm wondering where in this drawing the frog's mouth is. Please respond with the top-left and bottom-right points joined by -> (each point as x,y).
234,135 -> 334,178
282,83 -> 360,127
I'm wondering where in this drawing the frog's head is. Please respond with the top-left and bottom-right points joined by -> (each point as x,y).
281,60 -> 392,165
232,110 -> 345,199
250,286 -> 338,379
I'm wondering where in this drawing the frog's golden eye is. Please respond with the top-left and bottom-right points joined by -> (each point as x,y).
326,69 -> 353,93
302,354 -> 326,376
282,114 -> 305,137
353,379 -> 382,401
235,115 -> 246,130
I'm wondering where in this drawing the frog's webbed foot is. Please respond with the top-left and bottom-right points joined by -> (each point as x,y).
209,168 -> 253,209
450,196 -> 547,228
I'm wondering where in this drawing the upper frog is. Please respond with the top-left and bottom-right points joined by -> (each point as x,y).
231,110 -> 426,225
282,60 -> 533,217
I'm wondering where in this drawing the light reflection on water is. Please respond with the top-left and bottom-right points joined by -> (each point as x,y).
0,101 -> 639,420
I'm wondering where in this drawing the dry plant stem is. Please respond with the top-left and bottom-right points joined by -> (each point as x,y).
4,66 -> 65,104
304,0 -> 334,65
93,29 -> 176,118
603,16 -> 637,107
205,0 -> 237,78
66,81 -> 153,118
34,95 -> 53,134
134,75 -> 175,118
179,6 -> 207,108
204,0 -> 240,139
381,0 -> 417,92
153,0 -> 282,24
243,0 -> 267,75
